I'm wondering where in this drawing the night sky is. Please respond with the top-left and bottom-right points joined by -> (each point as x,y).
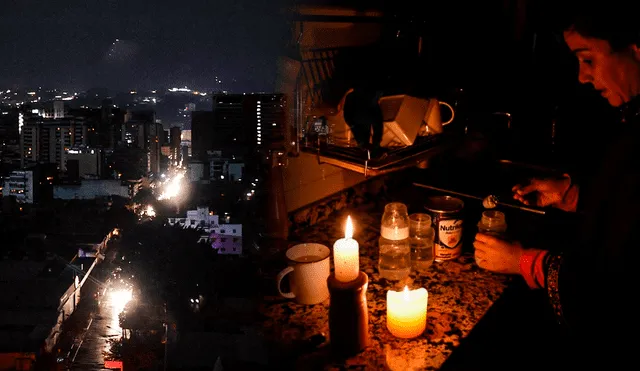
0,0 -> 290,93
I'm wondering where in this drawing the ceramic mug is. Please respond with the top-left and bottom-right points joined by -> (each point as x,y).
422,99 -> 455,135
276,243 -> 331,305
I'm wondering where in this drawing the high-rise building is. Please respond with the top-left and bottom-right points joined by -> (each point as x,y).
125,110 -> 162,175
0,109 -> 19,144
170,126 -> 182,166
191,111 -> 214,161
0,108 -> 21,169
209,93 -> 287,156
148,122 -> 163,175
192,93 -> 286,190
211,95 -> 246,153
254,94 -> 287,154
39,100 -> 67,119
67,146 -> 102,179
100,99 -> 125,148
54,100 -> 64,119
21,117 -> 87,171
163,130 -> 170,145
2,170 -> 34,203
180,129 -> 192,159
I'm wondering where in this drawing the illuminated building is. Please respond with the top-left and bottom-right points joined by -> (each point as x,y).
20,117 -> 87,171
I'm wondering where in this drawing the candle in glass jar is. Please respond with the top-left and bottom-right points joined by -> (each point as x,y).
386,286 -> 428,338
333,216 -> 359,282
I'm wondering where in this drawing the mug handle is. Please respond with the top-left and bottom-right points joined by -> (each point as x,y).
276,266 -> 296,299
439,101 -> 455,126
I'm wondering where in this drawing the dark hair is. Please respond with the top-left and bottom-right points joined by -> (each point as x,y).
554,1 -> 640,51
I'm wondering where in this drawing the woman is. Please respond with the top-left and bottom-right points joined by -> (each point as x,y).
474,1 -> 640,367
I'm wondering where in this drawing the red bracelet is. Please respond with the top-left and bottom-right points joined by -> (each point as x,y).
519,250 -> 548,289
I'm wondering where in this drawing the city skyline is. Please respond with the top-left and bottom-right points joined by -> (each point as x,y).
0,0 -> 290,93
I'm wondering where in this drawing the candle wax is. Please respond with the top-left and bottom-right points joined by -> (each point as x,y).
386,287 -> 428,338
333,237 -> 359,282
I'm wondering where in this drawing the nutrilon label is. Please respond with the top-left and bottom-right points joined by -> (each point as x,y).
424,195 -> 464,262
435,219 -> 463,260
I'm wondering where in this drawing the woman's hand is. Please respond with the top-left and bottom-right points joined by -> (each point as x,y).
473,233 -> 524,274
512,174 -> 578,212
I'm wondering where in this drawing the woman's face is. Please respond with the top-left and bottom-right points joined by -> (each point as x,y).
563,29 -> 640,107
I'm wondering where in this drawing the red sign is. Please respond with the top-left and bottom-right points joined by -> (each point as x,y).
104,360 -> 123,369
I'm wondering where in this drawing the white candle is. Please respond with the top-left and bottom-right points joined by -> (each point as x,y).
386,286 -> 428,338
333,215 -> 360,282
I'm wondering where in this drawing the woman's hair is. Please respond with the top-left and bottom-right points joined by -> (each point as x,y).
554,1 -> 640,51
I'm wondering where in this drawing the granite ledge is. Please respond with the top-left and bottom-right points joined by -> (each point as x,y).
288,175 -> 390,236
262,206 -> 511,370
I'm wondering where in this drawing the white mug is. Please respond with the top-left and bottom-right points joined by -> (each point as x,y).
422,99 -> 455,135
276,243 -> 330,305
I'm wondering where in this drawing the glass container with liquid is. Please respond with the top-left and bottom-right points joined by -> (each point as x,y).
477,210 -> 507,237
409,213 -> 435,272
378,202 -> 411,280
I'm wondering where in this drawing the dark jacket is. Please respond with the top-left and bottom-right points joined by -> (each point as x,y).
547,95 -> 640,365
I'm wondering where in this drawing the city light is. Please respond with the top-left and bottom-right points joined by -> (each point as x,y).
110,289 -> 132,311
109,288 -> 133,333
145,205 -> 156,217
158,171 -> 185,200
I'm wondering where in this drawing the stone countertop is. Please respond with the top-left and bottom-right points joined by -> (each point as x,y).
260,201 -> 511,371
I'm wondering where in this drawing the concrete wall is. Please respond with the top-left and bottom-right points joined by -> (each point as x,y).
54,180 -> 129,199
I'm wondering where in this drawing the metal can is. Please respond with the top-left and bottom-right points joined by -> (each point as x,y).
424,195 -> 464,262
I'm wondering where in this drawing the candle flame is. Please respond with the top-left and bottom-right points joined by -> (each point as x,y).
345,216 -> 353,239
403,286 -> 410,301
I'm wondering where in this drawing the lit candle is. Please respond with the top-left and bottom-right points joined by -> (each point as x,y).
333,216 -> 359,282
386,286 -> 428,338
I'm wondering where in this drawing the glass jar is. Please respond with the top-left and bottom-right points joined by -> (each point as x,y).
378,203 -> 411,280
409,213 -> 435,272
477,210 -> 507,237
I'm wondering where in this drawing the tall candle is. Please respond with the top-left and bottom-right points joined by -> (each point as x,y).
386,286 -> 428,338
333,216 -> 359,282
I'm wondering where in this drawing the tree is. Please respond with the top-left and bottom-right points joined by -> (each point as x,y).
104,204 -> 138,230
132,188 -> 154,206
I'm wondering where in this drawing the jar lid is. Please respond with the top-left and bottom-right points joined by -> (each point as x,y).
384,202 -> 408,213
480,210 -> 506,228
424,195 -> 464,213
